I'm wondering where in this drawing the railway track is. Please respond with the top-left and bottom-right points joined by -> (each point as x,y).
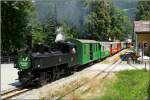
1,51 -> 126,100
1,88 -> 30,100
56,57 -> 123,100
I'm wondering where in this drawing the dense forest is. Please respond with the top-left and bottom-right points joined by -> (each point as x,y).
1,0 -> 150,56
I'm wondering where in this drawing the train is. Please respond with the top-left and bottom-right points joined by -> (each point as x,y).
15,39 -> 129,86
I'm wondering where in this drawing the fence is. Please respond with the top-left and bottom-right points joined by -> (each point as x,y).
1,56 -> 15,64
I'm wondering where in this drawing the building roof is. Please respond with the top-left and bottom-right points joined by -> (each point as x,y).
134,21 -> 150,33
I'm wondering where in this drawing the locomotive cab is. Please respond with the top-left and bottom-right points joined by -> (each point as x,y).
51,42 -> 76,54
32,43 -> 51,54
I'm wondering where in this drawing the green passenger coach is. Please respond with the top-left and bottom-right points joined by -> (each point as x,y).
68,39 -> 100,65
99,42 -> 110,58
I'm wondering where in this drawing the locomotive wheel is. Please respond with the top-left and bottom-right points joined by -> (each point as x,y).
20,79 -> 31,87
18,71 -> 34,87
37,72 -> 47,86
47,72 -> 53,82
52,67 -> 60,81
64,68 -> 71,76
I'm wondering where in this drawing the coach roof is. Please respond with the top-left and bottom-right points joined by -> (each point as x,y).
75,39 -> 99,43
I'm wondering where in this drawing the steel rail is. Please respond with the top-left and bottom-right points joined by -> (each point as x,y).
1,88 -> 30,100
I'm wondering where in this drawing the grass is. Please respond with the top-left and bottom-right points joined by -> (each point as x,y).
99,70 -> 150,100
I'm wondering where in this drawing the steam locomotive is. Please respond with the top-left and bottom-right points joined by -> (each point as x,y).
15,41 -> 77,86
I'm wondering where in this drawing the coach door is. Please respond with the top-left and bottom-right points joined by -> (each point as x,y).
90,44 -> 93,60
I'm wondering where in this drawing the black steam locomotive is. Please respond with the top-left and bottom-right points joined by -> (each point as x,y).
15,42 -> 77,86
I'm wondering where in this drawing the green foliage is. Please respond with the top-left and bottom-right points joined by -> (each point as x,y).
123,16 -> 133,39
32,5 -> 57,45
136,1 -> 150,20
1,1 -> 34,55
85,0 -> 132,41
43,17 -> 57,45
1,0 -> 134,56
62,23 -> 79,39
32,31 -> 46,44
32,24 -> 47,44
85,0 -> 111,41
110,7 -> 133,40
99,70 -> 150,100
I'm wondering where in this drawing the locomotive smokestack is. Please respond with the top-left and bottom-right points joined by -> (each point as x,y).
55,27 -> 65,42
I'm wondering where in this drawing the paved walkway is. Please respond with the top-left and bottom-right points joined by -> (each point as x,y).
1,64 -> 20,92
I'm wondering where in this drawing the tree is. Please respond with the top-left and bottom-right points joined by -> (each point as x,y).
135,1 -> 150,20
62,22 -> 79,39
32,23 -> 47,44
109,2 -> 133,41
85,0 -> 111,41
1,1 -> 35,56
84,0 -> 132,41
111,8 -> 127,40
43,17 -> 57,45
